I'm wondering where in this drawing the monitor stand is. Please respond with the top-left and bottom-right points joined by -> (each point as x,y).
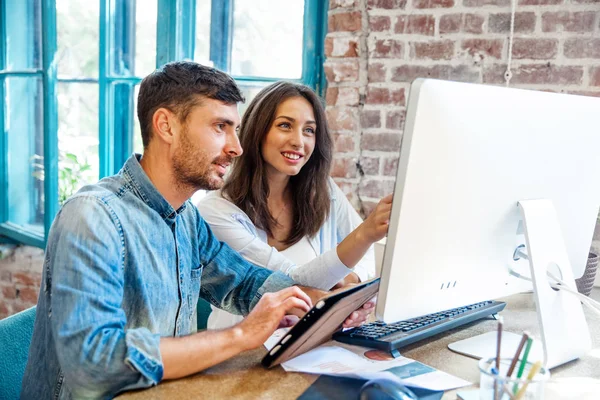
448,199 -> 592,369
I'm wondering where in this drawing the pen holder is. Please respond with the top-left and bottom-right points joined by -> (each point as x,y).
478,357 -> 550,400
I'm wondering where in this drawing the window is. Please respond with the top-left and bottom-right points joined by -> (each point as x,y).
0,0 -> 326,248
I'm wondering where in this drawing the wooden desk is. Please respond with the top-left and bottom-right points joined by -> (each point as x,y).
120,288 -> 600,399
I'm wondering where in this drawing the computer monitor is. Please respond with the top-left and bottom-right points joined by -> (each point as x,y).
376,79 -> 600,367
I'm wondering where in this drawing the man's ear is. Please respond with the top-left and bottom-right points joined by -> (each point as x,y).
152,108 -> 177,145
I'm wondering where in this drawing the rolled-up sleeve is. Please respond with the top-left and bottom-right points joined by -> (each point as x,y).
49,197 -> 163,398
197,215 -> 296,315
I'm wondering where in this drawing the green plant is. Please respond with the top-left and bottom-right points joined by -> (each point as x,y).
31,152 -> 92,205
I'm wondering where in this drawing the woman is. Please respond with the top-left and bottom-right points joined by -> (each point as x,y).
197,81 -> 392,329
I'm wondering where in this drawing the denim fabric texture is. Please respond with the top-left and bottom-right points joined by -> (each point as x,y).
21,154 -> 294,399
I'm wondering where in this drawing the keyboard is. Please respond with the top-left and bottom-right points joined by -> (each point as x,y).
333,300 -> 506,356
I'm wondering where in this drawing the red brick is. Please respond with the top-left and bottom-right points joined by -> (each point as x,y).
366,87 -> 406,105
410,40 -> 454,60
461,39 -> 504,59
326,107 -> 359,131
567,90 -> 600,97
336,87 -> 360,106
331,158 -> 358,178
361,110 -> 382,129
370,16 -> 391,32
413,0 -> 454,8
371,39 -> 404,58
361,133 -> 402,151
324,60 -> 360,82
358,179 -> 396,198
0,270 -> 11,282
483,64 -> 583,85
391,64 -> 479,83
368,63 -> 387,83
489,12 -> 536,33
12,302 -> 29,313
13,272 -> 41,287
386,110 -> 406,130
591,67 -> 600,87
1,285 -> 17,300
519,0 -> 562,4
512,38 -> 558,60
464,0 -> 509,5
16,286 -> 38,304
564,39 -> 600,59
383,158 -> 399,176
326,87 -> 339,106
333,134 -> 356,153
439,14 -> 483,34
325,37 -> 359,58
542,12 -> 595,33
329,12 -> 362,33
439,14 -> 461,34
359,157 -> 380,176
0,302 -> 9,319
464,14 -> 485,34
395,15 -> 436,36
330,0 -> 359,8
367,0 -> 408,9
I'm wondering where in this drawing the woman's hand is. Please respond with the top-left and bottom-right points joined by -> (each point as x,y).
359,193 -> 393,244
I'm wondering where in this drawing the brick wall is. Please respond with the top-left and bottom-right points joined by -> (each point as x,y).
0,245 -> 44,319
326,0 -> 600,215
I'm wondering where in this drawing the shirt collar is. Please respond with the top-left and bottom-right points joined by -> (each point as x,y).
122,154 -> 187,222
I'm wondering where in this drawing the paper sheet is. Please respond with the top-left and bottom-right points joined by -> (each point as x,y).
264,328 -> 471,391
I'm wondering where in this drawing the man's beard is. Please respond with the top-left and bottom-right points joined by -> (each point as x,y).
172,129 -> 233,191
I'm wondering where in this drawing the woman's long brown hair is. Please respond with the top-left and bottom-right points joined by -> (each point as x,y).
222,81 -> 333,246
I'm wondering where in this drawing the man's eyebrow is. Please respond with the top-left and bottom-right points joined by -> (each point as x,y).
215,118 -> 236,126
275,115 -> 316,125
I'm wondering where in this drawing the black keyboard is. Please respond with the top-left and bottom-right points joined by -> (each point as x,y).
333,300 -> 506,357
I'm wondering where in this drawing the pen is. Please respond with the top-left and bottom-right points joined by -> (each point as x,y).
494,316 -> 503,400
513,337 -> 533,394
496,316 -> 503,372
507,331 -> 529,377
514,360 -> 543,400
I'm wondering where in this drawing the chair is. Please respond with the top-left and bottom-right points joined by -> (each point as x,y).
0,307 -> 36,400
196,298 -> 212,331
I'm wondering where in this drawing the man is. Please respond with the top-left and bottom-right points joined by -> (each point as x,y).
21,61 -> 372,399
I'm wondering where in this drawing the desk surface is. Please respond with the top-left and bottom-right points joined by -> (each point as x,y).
119,288 -> 600,400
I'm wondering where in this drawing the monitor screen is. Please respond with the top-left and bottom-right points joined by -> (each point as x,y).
377,79 -> 600,323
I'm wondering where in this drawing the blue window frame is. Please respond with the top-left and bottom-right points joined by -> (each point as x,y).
0,0 -> 327,248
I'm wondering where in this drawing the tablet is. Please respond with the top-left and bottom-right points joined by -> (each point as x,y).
261,278 -> 380,368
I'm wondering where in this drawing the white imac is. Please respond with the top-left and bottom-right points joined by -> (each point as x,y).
376,78 -> 600,368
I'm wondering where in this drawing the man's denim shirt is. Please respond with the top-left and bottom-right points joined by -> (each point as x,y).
21,154 -> 294,399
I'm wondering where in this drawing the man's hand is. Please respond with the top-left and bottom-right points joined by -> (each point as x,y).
236,286 -> 312,350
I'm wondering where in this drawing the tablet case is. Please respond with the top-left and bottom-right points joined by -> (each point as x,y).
262,278 -> 380,368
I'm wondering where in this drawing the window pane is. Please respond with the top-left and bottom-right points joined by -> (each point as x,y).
57,83 -> 99,205
231,0 -> 304,79
135,0 -> 158,77
238,84 -> 269,118
194,0 -> 211,65
56,0 -> 100,78
133,85 -> 144,154
6,77 -> 44,232
3,0 -> 42,70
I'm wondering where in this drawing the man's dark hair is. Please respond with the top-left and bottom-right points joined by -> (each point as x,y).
223,81 -> 333,246
137,61 -> 245,148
